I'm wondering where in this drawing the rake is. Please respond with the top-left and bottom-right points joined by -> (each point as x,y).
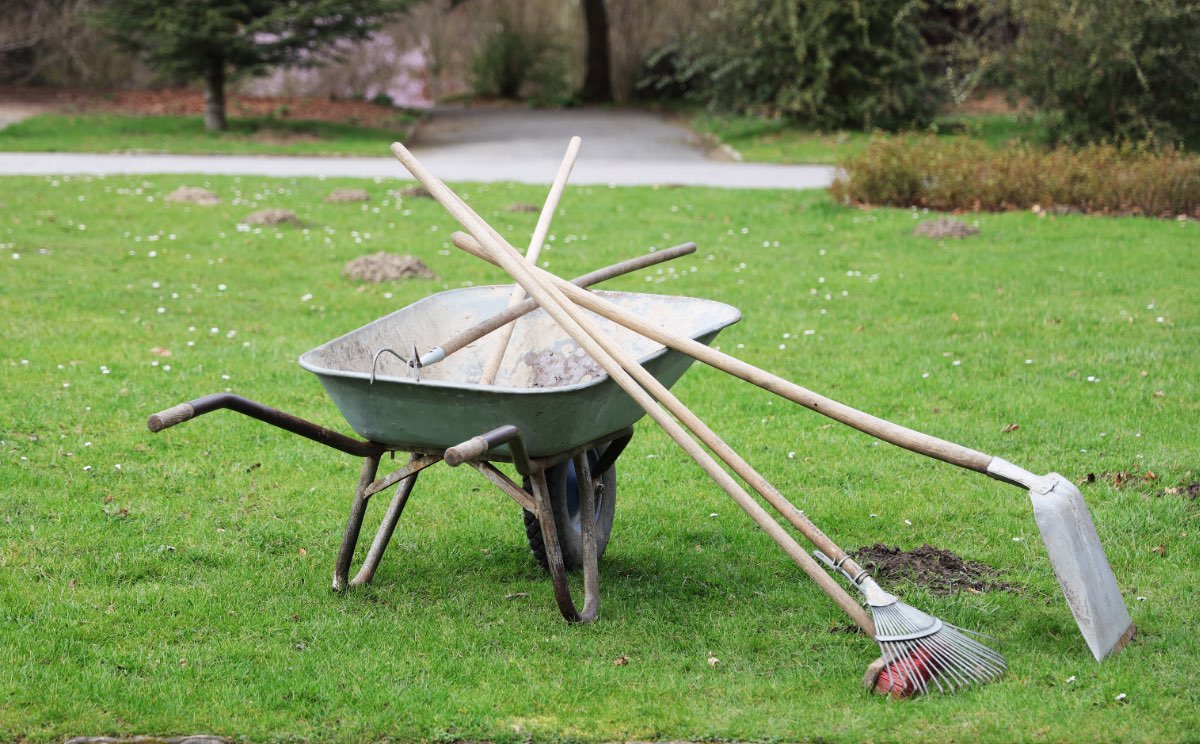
390,139 -> 1007,696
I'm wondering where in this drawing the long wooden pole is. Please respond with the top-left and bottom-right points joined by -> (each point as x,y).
390,141 -> 875,635
477,137 -> 581,385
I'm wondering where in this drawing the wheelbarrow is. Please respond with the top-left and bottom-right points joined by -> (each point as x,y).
148,285 -> 741,622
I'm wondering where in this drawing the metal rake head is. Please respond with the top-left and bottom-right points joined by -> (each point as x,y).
870,599 -> 1007,698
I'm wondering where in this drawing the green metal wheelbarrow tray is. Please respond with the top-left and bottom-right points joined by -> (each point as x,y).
147,285 -> 741,622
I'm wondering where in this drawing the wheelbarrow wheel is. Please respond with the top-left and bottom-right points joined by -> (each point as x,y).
523,446 -> 616,571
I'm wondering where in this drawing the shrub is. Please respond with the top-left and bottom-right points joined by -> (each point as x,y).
831,135 -> 1200,217
1006,0 -> 1200,147
648,0 -> 961,131
470,6 -> 572,103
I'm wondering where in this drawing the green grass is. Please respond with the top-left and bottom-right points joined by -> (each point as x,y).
0,112 -> 421,156
1,174 -> 1198,742
695,112 -> 1047,164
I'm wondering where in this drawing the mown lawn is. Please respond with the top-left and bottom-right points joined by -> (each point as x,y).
0,112 -> 421,157
0,174 -> 1197,742
694,111 -> 1047,164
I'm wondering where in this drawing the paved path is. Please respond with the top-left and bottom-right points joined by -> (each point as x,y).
0,106 -> 835,189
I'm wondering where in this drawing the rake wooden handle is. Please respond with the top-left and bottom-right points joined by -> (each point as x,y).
477,136 -> 581,384
454,230 -> 995,476
391,140 -> 876,636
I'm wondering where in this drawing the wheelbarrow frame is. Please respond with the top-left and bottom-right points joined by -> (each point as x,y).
147,393 -> 633,623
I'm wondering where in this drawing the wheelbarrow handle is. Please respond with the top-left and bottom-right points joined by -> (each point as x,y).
148,403 -> 196,432
147,393 -> 384,458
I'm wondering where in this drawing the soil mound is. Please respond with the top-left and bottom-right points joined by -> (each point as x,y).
325,188 -> 370,203
343,252 -> 436,282
913,218 -> 979,239
851,543 -> 1018,596
241,209 -> 303,226
165,186 -> 220,206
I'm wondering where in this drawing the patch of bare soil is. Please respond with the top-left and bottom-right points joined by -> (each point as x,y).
165,186 -> 219,206
851,544 -> 1019,596
241,208 -> 303,226
343,252 -> 436,282
390,185 -> 432,199
913,218 -> 979,239
0,85 -> 409,128
507,203 -> 540,212
325,187 -> 370,203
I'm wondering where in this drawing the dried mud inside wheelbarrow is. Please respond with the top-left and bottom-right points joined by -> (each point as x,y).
299,286 -> 741,456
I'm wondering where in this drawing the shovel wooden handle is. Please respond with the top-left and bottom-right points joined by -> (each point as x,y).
453,231 -> 995,475
391,140 -> 877,636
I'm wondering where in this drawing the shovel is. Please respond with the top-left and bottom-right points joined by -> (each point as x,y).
452,230 -> 1136,662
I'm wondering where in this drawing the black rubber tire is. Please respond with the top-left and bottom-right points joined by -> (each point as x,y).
522,446 -> 616,571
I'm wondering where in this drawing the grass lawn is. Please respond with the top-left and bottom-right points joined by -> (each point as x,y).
0,112 -> 421,157
1,174 -> 1197,742
694,112 -> 1047,164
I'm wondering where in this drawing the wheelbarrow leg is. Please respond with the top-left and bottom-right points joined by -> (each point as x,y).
530,452 -> 600,623
334,455 -> 381,592
351,454 -> 423,587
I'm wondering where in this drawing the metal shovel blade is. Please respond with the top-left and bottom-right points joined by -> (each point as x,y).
1030,474 -> 1135,660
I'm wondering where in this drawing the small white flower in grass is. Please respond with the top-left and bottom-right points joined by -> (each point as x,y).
903,519 -> 912,525
162,365 -> 171,372
1025,359 -> 1034,364
221,374 -> 230,381
210,327 -> 219,334
709,513 -> 718,518
21,359 -> 28,365
218,284 -> 226,291
156,307 -> 166,314
778,344 -> 786,350
300,293 -> 313,302
1156,317 -> 1164,323
1013,537 -> 1023,542
952,360 -> 961,366
803,329 -> 815,336
1066,675 -> 1076,683
870,513 -> 878,518
1115,693 -> 1127,702
186,341 -> 194,347
225,330 -> 236,339
11,253 -> 19,260
62,382 -> 70,388
114,464 -> 122,471
150,361 -> 159,367
787,452 -> 796,459
922,372 -> 930,379
148,251 -> 157,258
383,292 -> 393,299
84,442 -> 92,447
1146,303 -> 1155,310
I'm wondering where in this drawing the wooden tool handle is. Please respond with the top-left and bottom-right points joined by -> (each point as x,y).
477,137 -> 581,384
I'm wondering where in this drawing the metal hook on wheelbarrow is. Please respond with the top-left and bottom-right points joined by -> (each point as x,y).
370,344 -> 422,384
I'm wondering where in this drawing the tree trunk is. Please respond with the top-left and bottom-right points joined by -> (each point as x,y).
203,56 -> 227,131
581,0 -> 613,102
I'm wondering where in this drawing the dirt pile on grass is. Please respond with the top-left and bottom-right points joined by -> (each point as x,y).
913,218 -> 979,239
343,252 -> 436,282
165,186 -> 220,206
241,209 -> 303,226
325,188 -> 370,203
851,543 -> 1018,596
